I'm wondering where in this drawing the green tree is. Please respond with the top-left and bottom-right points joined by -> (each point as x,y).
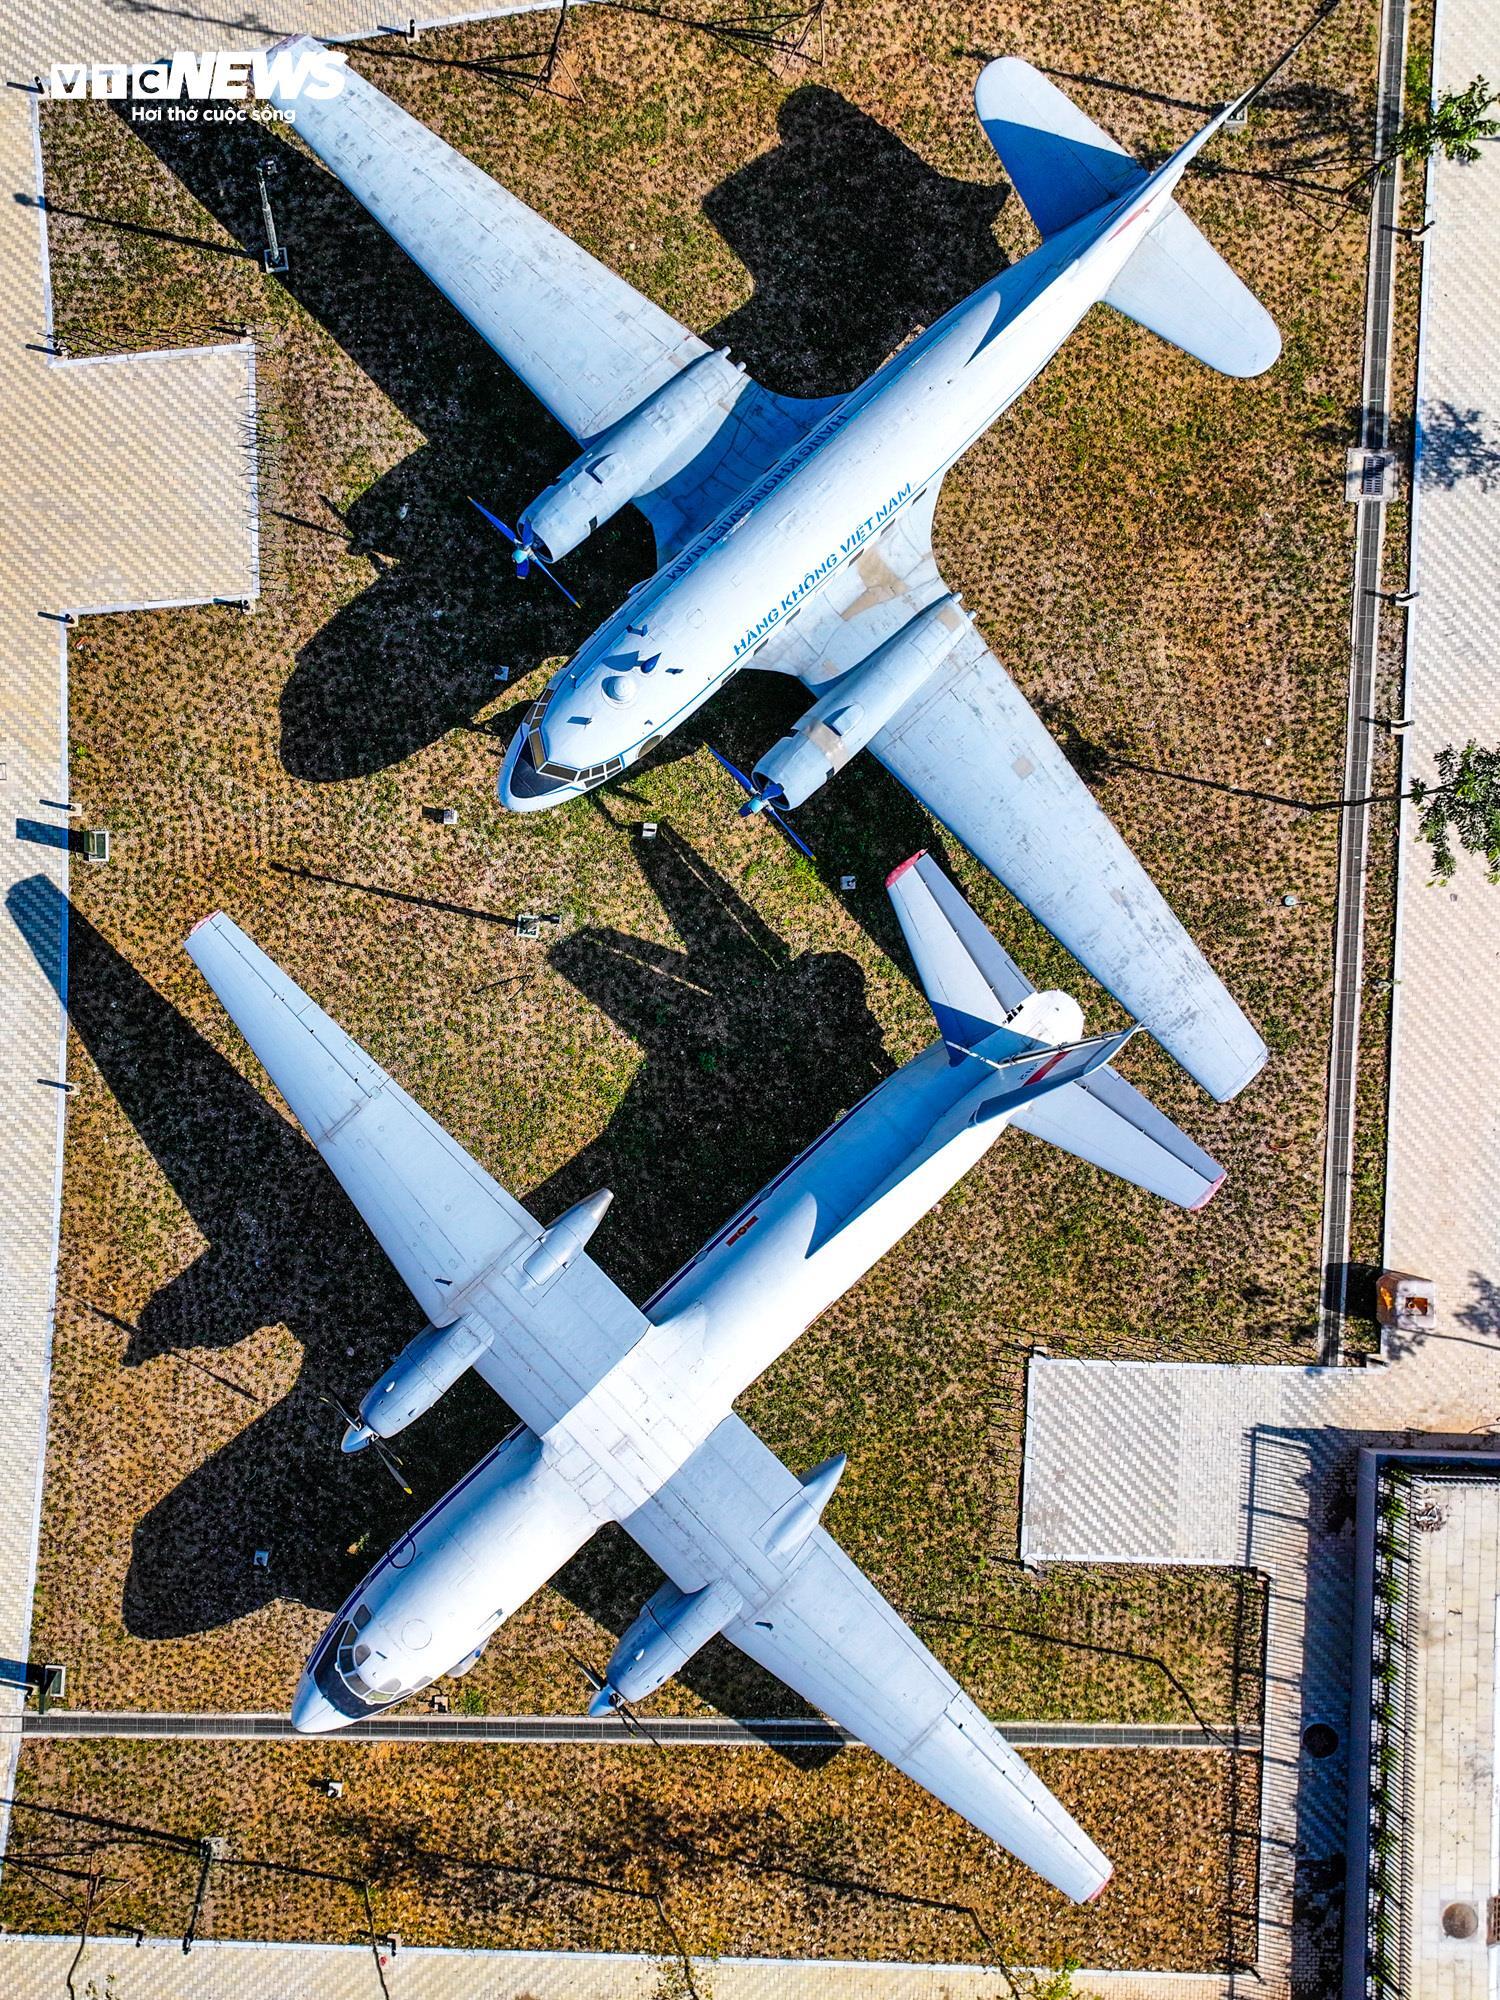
1389,76 -> 1499,171
1410,740 -> 1500,883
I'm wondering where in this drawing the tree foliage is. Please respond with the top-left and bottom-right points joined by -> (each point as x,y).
1410,740 -> 1500,883
1391,76 -> 1499,170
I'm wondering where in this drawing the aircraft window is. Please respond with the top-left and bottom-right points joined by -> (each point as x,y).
353,1642 -> 371,1666
352,1604 -> 371,1630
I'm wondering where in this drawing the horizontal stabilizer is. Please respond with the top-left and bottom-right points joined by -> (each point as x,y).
1010,1060 -> 1225,1209
887,850 -> 1034,1051
1104,200 -> 1281,378
971,1027 -> 1136,1126
975,58 -> 1145,237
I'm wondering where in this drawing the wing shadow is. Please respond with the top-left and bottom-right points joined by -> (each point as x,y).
8,875 -> 432,1638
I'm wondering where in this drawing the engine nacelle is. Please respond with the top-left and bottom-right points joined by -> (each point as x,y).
752,597 -> 971,810
516,1188 -> 613,1293
348,1317 -> 493,1449
591,1577 -> 743,1710
522,350 -> 747,563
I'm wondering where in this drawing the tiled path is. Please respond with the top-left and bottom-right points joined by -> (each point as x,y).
1400,1473 -> 1498,2000
0,0 -> 528,1892
1022,0 -> 1500,1992
0,1933 -> 1244,2000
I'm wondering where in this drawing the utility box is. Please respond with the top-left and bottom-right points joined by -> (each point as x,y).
84,828 -> 109,863
1376,1270 -> 1437,1335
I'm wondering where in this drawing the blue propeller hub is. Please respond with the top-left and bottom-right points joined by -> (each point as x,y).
708,746 -> 814,860
469,496 -> 579,608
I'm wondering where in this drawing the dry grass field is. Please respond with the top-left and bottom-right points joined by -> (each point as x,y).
1,1739 -> 1257,1970
2,0 -> 1422,1965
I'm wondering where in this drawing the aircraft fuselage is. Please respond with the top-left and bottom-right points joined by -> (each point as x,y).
292,986 -> 1081,1730
500,178 -> 1171,808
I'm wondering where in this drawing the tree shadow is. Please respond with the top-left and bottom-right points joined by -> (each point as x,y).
1420,398 -> 1500,492
124,81 -> 1007,781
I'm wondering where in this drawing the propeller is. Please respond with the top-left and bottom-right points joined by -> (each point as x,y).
318,1391 -> 413,1498
570,1655 -> 666,1755
707,745 -> 815,860
468,497 -> 580,608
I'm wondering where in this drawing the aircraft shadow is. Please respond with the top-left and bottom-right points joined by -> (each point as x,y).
701,85 -> 1006,395
534,817 -> 889,1296
7,874 -> 437,1638
122,82 -> 1006,786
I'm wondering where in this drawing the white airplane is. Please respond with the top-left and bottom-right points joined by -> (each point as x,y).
263,31 -> 1307,1105
186,854 -> 1226,1902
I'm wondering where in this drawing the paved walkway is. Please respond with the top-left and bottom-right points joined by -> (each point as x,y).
1021,4 -> 1500,1993
0,1934 -> 1234,2000
9,1708 -> 1250,1749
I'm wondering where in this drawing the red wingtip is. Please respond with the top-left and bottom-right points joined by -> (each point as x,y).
885,851 -> 928,888
1189,1173 -> 1226,1213
1085,1866 -> 1114,1903
186,912 -> 222,940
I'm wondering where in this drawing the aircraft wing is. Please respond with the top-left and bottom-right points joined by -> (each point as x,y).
185,913 -> 542,1327
623,1413 -> 1111,1903
267,42 -> 836,559
866,623 -> 1266,1102
743,506 -> 1265,1103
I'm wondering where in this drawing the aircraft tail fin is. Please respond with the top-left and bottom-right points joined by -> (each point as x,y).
974,57 -> 1280,377
886,851 -> 1034,1055
975,59 -> 1145,238
1008,1059 -> 1225,1209
1102,201 -> 1280,377
888,854 -> 1225,1208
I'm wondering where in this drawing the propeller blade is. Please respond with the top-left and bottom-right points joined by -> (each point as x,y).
707,744 -> 757,796
468,497 -> 519,545
767,804 -> 816,861
709,746 -> 815,860
319,1390 -> 412,1495
568,1654 -> 663,1750
533,554 -> 580,610
318,1388 -> 362,1434
370,1437 -> 414,1498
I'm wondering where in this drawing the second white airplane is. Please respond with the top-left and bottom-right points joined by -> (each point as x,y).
188,855 -> 1226,1903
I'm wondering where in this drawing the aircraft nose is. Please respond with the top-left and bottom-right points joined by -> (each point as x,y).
290,1676 -> 343,1735
498,725 -> 587,811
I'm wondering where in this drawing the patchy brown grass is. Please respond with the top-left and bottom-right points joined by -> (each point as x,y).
12,0 -> 1420,1958
1,1739 -> 1255,1969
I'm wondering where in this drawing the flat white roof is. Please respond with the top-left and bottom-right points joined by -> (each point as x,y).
1396,1471 -> 1500,1998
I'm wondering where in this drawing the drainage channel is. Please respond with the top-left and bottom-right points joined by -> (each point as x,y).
13,1711 -> 1259,1750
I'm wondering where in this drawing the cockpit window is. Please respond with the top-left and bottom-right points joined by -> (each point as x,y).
334,1622 -> 377,1700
